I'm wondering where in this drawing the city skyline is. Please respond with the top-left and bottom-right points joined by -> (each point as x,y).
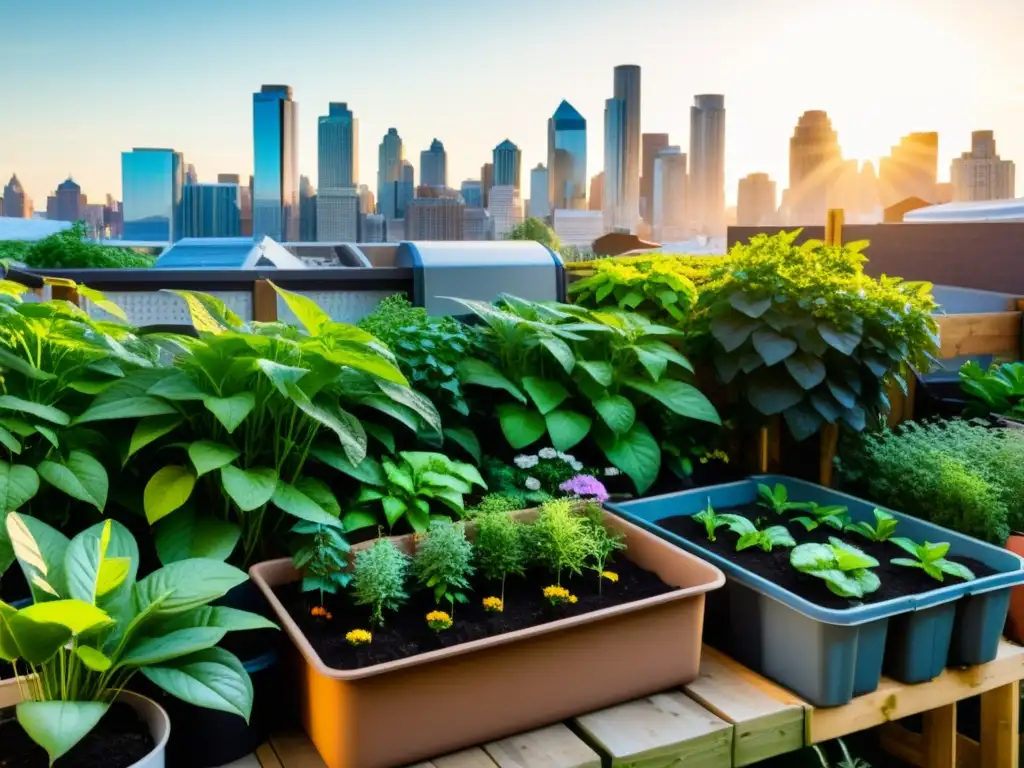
4,0 -> 1021,210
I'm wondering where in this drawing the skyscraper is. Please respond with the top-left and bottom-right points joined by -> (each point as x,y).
529,164 -> 550,219
488,185 -> 523,239
2,175 -> 32,218
481,163 -> 494,207
641,133 -> 670,223
185,164 -> 199,185
493,140 -> 522,190
460,180 -> 483,209
252,85 -> 299,241
405,188 -> 465,241
122,148 -> 184,242
603,65 -> 641,233
377,128 -> 404,220
737,173 -> 777,226
951,131 -> 1016,202
358,185 -> 375,214
299,176 -> 318,241
548,100 -> 587,211
785,110 -> 843,225
317,102 -> 359,241
589,172 -> 604,212
420,139 -> 447,188
689,95 -> 726,234
51,178 -> 85,222
879,133 -> 938,206
182,183 -> 242,238
651,147 -> 688,243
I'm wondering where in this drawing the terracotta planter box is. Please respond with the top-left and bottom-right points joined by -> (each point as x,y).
249,509 -> 724,768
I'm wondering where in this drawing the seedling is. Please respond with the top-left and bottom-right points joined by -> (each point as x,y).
845,508 -> 898,542
719,514 -> 796,553
757,482 -> 812,515
693,498 -> 729,542
890,537 -> 976,582
790,537 -> 881,599
792,503 -> 851,532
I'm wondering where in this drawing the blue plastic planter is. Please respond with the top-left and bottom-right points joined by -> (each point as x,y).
607,475 -> 1024,707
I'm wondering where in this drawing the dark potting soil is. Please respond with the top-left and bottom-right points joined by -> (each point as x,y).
657,504 -> 995,611
275,556 -> 676,669
0,702 -> 154,768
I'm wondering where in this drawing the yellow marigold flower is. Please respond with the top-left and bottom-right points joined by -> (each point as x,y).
345,629 -> 372,646
543,585 -> 576,605
426,611 -> 453,631
482,596 -> 503,612
601,571 -> 619,583
568,595 -> 578,604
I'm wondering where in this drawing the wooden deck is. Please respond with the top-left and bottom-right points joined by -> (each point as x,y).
234,641 -> 1024,768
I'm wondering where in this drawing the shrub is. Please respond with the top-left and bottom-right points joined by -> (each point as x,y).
569,257 -> 701,326
531,498 -> 591,584
0,221 -> 156,268
474,510 -> 527,601
352,538 -> 410,626
469,492 -> 525,516
413,519 -> 475,612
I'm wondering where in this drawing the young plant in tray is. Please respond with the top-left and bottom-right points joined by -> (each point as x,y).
792,503 -> 852,532
757,482 -> 811,515
790,537 -> 881,599
532,498 -> 592,585
413,519 -> 475,615
889,538 -> 976,582
719,514 -> 796,553
352,538 -> 410,627
0,513 -> 273,764
845,508 -> 898,542
474,509 -> 527,602
580,503 -> 626,593
693,498 -> 730,542
291,521 -> 351,612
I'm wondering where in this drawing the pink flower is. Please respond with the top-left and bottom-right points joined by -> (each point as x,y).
559,474 -> 609,503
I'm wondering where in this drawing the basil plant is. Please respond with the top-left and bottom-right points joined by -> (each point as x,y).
0,513 -> 275,764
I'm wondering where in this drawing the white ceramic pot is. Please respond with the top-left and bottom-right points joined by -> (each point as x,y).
0,679 -> 170,767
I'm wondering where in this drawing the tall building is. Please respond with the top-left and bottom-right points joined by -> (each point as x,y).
553,209 -> 604,250
589,172 -> 604,212
121,148 -> 184,242
2,175 -> 32,218
493,140 -> 522,190
253,84 -> 299,241
360,213 -> 386,243
316,102 -> 359,241
405,188 -> 465,240
548,100 -> 587,211
316,189 -> 358,241
460,179 -> 483,209
182,183 -> 242,238
651,147 -> 688,242
689,95 -> 726,234
879,133 -> 938,207
358,185 -> 375,214
49,178 -> 85,222
951,131 -> 1016,202
640,133 -> 670,223
185,164 -> 198,185
481,163 -> 494,207
299,176 -> 318,241
737,173 -> 777,226
488,185 -> 523,239
420,139 -> 447,188
377,128 -> 404,219
785,110 -> 843,225
529,164 -> 550,219
463,207 -> 491,240
602,65 -> 641,233
219,173 -> 252,235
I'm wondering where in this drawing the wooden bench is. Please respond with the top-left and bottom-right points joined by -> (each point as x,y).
235,641 -> 1024,768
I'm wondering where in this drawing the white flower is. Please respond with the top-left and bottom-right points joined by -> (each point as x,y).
559,454 -> 576,465
524,477 -> 541,491
857,289 -> 867,299
604,467 -> 621,477
571,461 -> 584,471
538,447 -> 557,460
514,454 -> 538,469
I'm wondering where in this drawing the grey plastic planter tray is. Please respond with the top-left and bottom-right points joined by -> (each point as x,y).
607,475 -> 1024,707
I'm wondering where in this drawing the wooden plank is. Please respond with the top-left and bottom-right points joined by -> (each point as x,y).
269,731 -> 328,768
219,755 -> 263,768
428,748 -> 499,767
684,647 -> 805,766
255,743 -> 285,768
805,640 -> 1024,744
573,691 -> 731,768
757,417 -> 781,474
819,423 -> 839,487
980,681 -> 1020,768
936,312 -> 1022,359
485,724 -> 600,768
924,703 -> 957,768
253,279 -> 279,322
878,723 -> 980,768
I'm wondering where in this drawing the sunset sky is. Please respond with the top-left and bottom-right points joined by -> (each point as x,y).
4,0 -> 1021,207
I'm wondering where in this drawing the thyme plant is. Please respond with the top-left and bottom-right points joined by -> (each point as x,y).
352,538 -> 410,627
413,519 -> 475,614
474,511 -> 526,602
532,498 -> 591,585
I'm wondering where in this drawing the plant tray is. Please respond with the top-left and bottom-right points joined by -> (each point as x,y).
606,475 -> 1024,707
248,509 -> 724,768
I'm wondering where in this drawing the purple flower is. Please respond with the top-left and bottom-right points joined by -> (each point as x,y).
559,474 -> 609,503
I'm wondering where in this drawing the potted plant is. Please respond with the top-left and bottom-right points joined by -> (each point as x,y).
0,512 -> 274,767
249,499 -> 724,768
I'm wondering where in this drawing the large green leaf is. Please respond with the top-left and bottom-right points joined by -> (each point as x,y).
134,559 -> 248,616
323,345 -> 408,386
710,312 -> 759,353
64,520 -> 137,605
545,410 -> 592,452
521,377 -> 569,415
0,609 -> 71,664
784,352 -> 827,390
121,626 -> 227,666
295,477 -> 342,518
220,466 -> 278,512
188,441 -> 240,477
0,347 -> 56,381
147,372 -> 208,401
457,359 -> 526,403
18,599 -> 111,634
255,359 -> 309,397
154,507 -> 241,565
827,379 -> 856,409
125,415 -> 184,463
729,291 -> 772,319
161,605 -> 278,633
818,321 -> 862,356
311,444 -> 385,486
751,328 -> 798,366
37,451 -> 108,511
362,395 -> 422,436
496,404 -> 546,449
746,369 -> 806,416
593,396 -> 636,437
272,482 -> 342,527
75,396 -> 177,424
0,461 -> 39,512
203,393 -> 256,433
632,346 -> 668,382
0,425 -> 20,454
144,466 -> 197,525
540,337 -> 576,375
783,403 -> 825,442
375,380 -> 441,434
6,512 -> 70,601
595,421 -> 661,494
267,281 -> 330,335
17,701 -> 109,764
634,340 -> 694,373
288,386 -> 367,466
442,427 -> 481,464
0,395 -> 70,426
141,647 -> 253,721
624,378 -> 721,424
576,360 -> 613,387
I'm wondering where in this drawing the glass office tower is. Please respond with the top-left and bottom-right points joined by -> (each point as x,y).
493,140 -> 522,190
182,182 -> 242,238
548,100 -> 587,211
121,148 -> 183,242
253,85 -> 299,241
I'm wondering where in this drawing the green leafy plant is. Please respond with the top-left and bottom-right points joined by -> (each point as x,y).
889,538 -> 976,582
0,222 -> 157,269
413,519 -> 475,613
352,451 -> 486,533
718,515 -> 796,552
757,483 -> 811,515
468,493 -> 524,516
291,522 -> 351,606
505,218 -> 561,250
792,503 -> 852,532
352,538 -> 410,627
790,537 -> 881,599
452,295 -> 720,493
474,509 -> 526,602
810,739 -> 871,768
845,508 -> 898,542
531,498 -> 591,585
693,498 -> 729,541
0,513 -> 273,763
568,256 -> 700,327
960,360 -> 1024,420
580,503 -> 625,590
